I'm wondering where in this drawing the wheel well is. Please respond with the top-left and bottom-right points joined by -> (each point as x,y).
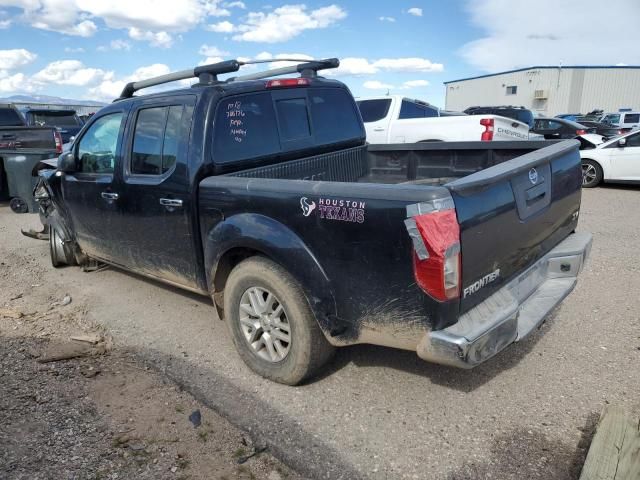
211,247 -> 261,319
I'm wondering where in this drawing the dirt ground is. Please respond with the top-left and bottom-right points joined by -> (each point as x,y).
1,184 -> 640,480
0,243 -> 302,479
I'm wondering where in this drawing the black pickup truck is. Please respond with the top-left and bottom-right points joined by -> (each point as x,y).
38,58 -> 592,384
1,104 -> 63,212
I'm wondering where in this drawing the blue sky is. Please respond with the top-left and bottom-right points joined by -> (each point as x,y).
0,0 -> 638,106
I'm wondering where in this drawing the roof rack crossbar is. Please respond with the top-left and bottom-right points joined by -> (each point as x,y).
116,57 -> 339,100
118,60 -> 241,99
228,58 -> 339,82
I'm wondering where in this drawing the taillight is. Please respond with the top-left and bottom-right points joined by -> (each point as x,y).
265,78 -> 311,88
576,129 -> 586,135
54,130 -> 63,154
480,118 -> 494,141
405,209 -> 461,301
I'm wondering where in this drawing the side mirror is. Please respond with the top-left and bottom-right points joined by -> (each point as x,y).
58,151 -> 77,172
69,135 -> 76,143
618,138 -> 627,147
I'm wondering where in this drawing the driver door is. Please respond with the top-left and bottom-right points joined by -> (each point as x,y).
61,109 -> 128,261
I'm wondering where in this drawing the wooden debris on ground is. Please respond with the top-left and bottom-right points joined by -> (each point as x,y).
580,405 -> 640,480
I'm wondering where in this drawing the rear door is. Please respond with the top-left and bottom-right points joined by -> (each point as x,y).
445,140 -> 582,313
62,109 -> 128,261
609,132 -> 640,179
112,96 -> 199,288
356,99 -> 393,144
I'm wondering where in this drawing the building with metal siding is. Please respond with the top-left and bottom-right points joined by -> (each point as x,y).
11,102 -> 104,117
444,66 -> 640,116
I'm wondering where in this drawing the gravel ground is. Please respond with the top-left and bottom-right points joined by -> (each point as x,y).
1,184 -> 640,479
0,239 -> 302,479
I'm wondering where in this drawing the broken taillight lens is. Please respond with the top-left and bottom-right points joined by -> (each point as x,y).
408,209 -> 461,301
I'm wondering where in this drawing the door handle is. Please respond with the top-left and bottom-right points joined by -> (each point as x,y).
159,198 -> 183,208
373,127 -> 385,132
101,192 -> 119,201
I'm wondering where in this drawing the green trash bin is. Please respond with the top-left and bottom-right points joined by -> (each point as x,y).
2,151 -> 55,213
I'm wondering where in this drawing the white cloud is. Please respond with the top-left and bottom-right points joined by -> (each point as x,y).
88,63 -> 171,101
128,27 -> 172,48
33,60 -> 112,86
97,39 -> 131,52
0,19 -> 11,28
224,1 -> 245,8
363,80 -> 394,90
0,72 -> 37,93
372,58 -> 443,72
462,0 -> 640,72
327,57 -> 443,76
401,79 -> 429,88
206,20 -> 235,33
0,0 -> 232,43
0,48 -> 37,70
64,46 -> 85,53
379,16 -> 395,22
199,44 -> 229,57
407,7 -> 423,17
231,4 -> 346,43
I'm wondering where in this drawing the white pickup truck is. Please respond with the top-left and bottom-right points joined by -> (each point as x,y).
356,95 -> 531,144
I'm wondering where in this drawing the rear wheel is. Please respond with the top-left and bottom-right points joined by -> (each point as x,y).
223,256 -> 334,385
581,159 -> 603,188
49,224 -> 66,268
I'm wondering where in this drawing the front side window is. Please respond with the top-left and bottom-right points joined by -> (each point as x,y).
356,99 -> 392,123
77,112 -> 123,174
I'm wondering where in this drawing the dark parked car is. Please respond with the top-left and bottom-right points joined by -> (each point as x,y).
576,120 -> 622,139
23,108 -> 83,143
532,117 -> 595,139
36,58 -> 591,385
464,105 -> 534,129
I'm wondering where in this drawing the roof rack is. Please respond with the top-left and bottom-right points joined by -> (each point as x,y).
117,57 -> 340,100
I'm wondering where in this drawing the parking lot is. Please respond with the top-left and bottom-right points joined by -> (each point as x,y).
1,184 -> 639,479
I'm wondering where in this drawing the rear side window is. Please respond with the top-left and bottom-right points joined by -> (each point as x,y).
399,100 -> 438,119
0,108 -> 23,127
131,105 -> 186,175
623,113 -> 640,124
357,99 -> 392,122
213,88 -> 363,165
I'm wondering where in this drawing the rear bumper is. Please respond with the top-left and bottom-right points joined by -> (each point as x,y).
417,231 -> 592,368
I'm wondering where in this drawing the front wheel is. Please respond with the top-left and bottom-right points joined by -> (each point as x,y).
223,257 -> 335,385
581,159 -> 603,188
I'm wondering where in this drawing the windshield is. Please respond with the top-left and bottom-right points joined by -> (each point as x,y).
601,114 -> 620,125
30,111 -> 80,127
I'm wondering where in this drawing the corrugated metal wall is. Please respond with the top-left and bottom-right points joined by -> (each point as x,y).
445,68 -> 640,116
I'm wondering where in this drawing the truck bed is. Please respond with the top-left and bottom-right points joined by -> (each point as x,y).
203,140 -> 582,338
226,141 -> 551,186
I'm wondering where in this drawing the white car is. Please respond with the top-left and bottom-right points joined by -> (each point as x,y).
600,111 -> 640,131
356,95 -> 531,144
580,130 -> 640,187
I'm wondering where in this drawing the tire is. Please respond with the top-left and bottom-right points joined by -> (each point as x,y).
49,224 -> 65,268
581,159 -> 603,188
224,256 -> 335,385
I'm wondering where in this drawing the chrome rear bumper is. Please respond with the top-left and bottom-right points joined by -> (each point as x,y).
417,231 -> 592,368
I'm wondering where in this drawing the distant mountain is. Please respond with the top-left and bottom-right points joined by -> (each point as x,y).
0,94 -> 106,106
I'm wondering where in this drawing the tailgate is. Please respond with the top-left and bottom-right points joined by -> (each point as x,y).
446,140 -> 582,313
492,115 -> 529,140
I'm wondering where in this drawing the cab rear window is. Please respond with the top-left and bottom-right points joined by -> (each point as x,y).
213,88 -> 363,165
